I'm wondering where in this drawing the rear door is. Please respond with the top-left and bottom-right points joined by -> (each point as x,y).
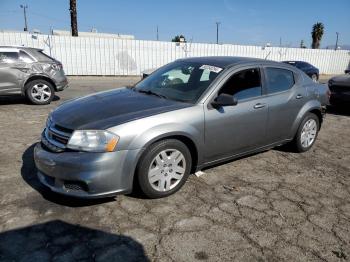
262,67 -> 306,143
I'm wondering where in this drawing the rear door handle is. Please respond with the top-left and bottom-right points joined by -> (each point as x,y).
296,94 -> 303,99
254,103 -> 266,109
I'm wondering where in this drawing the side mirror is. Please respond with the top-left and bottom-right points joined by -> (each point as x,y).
211,93 -> 238,107
142,73 -> 150,79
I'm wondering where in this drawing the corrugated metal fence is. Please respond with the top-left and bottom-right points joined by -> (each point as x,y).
1,32 -> 349,75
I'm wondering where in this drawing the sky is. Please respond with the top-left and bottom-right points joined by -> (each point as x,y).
0,0 -> 349,48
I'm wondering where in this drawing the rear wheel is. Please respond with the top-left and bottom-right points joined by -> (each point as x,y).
136,139 -> 192,198
25,79 -> 55,105
292,113 -> 319,152
311,74 -> 318,82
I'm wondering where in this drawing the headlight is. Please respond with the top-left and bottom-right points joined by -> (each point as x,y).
67,130 -> 119,152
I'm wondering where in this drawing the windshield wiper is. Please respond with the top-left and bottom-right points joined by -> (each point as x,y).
136,89 -> 168,99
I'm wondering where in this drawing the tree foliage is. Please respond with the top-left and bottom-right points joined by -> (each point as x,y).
311,22 -> 324,49
172,35 -> 186,43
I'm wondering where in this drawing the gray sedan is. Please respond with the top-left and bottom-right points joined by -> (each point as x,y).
34,57 -> 329,199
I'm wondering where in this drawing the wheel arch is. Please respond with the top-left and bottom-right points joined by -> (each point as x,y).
23,75 -> 56,94
291,100 -> 323,138
146,134 -> 199,174
127,132 -> 201,193
309,108 -> 323,129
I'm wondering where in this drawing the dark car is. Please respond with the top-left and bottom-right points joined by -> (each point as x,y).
282,61 -> 319,82
328,74 -> 350,106
34,56 -> 329,199
0,46 -> 68,105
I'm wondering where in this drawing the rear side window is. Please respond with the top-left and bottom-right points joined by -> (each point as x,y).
19,51 -> 34,63
0,52 -> 19,63
32,50 -> 55,62
265,68 -> 295,94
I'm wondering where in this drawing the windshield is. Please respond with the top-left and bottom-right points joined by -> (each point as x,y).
134,61 -> 223,103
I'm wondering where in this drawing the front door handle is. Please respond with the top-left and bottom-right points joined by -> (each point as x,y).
254,103 -> 266,109
296,94 -> 303,99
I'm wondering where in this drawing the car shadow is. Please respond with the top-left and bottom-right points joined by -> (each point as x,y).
326,106 -> 350,117
0,94 -> 60,105
21,144 -> 116,207
0,220 -> 150,261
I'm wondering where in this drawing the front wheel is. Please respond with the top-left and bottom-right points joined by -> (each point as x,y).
136,139 -> 192,198
311,74 -> 318,82
292,113 -> 319,152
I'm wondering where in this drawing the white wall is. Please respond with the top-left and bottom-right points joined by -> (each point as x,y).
1,32 -> 349,75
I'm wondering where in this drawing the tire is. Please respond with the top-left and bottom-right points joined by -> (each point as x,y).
311,74 -> 318,82
25,79 -> 55,105
292,113 -> 319,152
136,139 -> 192,198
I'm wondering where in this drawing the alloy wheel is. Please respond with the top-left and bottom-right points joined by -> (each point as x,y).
148,149 -> 186,192
300,119 -> 317,148
31,83 -> 52,102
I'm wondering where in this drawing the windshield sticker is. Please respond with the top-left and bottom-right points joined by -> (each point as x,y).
199,65 -> 223,73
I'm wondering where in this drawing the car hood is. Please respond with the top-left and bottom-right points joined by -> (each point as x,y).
51,88 -> 192,130
330,74 -> 350,86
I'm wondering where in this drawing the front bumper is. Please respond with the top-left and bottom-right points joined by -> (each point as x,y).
34,143 -> 142,198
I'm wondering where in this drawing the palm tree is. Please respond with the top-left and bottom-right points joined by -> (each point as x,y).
311,22 -> 324,49
172,35 -> 186,43
69,0 -> 78,37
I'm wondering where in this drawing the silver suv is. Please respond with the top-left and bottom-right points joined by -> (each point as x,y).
0,46 -> 68,105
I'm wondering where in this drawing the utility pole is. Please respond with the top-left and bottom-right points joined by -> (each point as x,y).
335,32 -> 339,51
69,0 -> 78,37
156,25 -> 159,41
215,22 -> 221,44
20,4 -> 28,32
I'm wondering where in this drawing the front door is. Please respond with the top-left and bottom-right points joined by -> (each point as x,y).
204,67 -> 268,162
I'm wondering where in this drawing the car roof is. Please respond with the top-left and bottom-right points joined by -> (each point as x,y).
0,46 -> 43,51
176,56 -> 282,68
283,60 -> 309,64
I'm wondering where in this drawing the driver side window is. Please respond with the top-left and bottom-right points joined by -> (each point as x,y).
219,68 -> 262,101
161,66 -> 193,86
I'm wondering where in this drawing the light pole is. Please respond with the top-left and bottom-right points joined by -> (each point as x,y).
20,4 -> 28,32
215,22 -> 221,44
335,32 -> 339,51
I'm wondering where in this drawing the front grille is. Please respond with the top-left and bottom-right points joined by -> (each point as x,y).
54,124 -> 74,134
41,121 -> 73,153
64,181 -> 88,192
